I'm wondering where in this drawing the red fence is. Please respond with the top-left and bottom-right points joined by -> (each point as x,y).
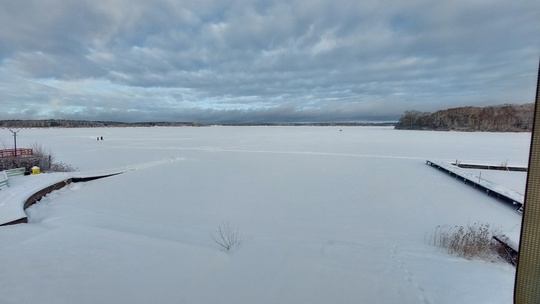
0,149 -> 33,158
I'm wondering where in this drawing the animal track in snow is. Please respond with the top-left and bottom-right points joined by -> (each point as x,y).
389,245 -> 431,304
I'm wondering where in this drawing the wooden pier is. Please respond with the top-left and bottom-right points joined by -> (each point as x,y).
453,162 -> 527,172
493,235 -> 519,266
426,160 -> 524,212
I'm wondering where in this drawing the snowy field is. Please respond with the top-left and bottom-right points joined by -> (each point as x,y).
0,126 -> 531,304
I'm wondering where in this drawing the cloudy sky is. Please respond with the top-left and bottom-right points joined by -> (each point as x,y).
0,0 -> 538,123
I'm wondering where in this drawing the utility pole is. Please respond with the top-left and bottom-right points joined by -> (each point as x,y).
8,129 -> 20,157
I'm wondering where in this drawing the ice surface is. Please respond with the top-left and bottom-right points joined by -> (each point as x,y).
0,126 -> 530,304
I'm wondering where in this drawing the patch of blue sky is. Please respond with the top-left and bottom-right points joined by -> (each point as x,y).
389,14 -> 423,35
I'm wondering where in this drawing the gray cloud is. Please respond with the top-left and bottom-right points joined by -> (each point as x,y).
0,0 -> 538,123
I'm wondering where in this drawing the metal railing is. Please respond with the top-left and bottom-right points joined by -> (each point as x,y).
0,149 -> 33,158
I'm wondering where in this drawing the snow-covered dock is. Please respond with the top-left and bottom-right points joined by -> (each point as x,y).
0,170 -> 123,226
453,162 -> 527,172
426,160 -> 524,212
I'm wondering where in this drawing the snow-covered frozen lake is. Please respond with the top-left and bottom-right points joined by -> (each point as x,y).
0,126 -> 530,303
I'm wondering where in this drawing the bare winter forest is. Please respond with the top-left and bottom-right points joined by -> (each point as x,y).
395,104 -> 534,132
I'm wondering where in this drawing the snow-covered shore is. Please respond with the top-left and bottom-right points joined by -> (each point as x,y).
0,126 -> 529,303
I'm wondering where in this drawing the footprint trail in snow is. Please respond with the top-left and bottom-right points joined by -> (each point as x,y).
389,245 -> 431,304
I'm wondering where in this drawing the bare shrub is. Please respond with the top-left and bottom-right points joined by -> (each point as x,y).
49,161 -> 78,172
31,142 -> 48,158
211,221 -> 243,252
428,222 -> 500,260
32,142 -> 77,172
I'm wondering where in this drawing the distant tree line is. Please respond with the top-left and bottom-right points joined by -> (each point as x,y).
0,119 -> 397,128
0,120 -> 206,128
394,104 -> 534,132
221,122 -> 396,126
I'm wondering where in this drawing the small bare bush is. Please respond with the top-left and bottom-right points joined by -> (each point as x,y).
32,142 -> 77,172
211,221 -> 243,252
49,161 -> 78,172
428,222 -> 500,260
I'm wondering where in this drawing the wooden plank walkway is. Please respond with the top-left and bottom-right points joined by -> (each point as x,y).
426,160 -> 524,212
